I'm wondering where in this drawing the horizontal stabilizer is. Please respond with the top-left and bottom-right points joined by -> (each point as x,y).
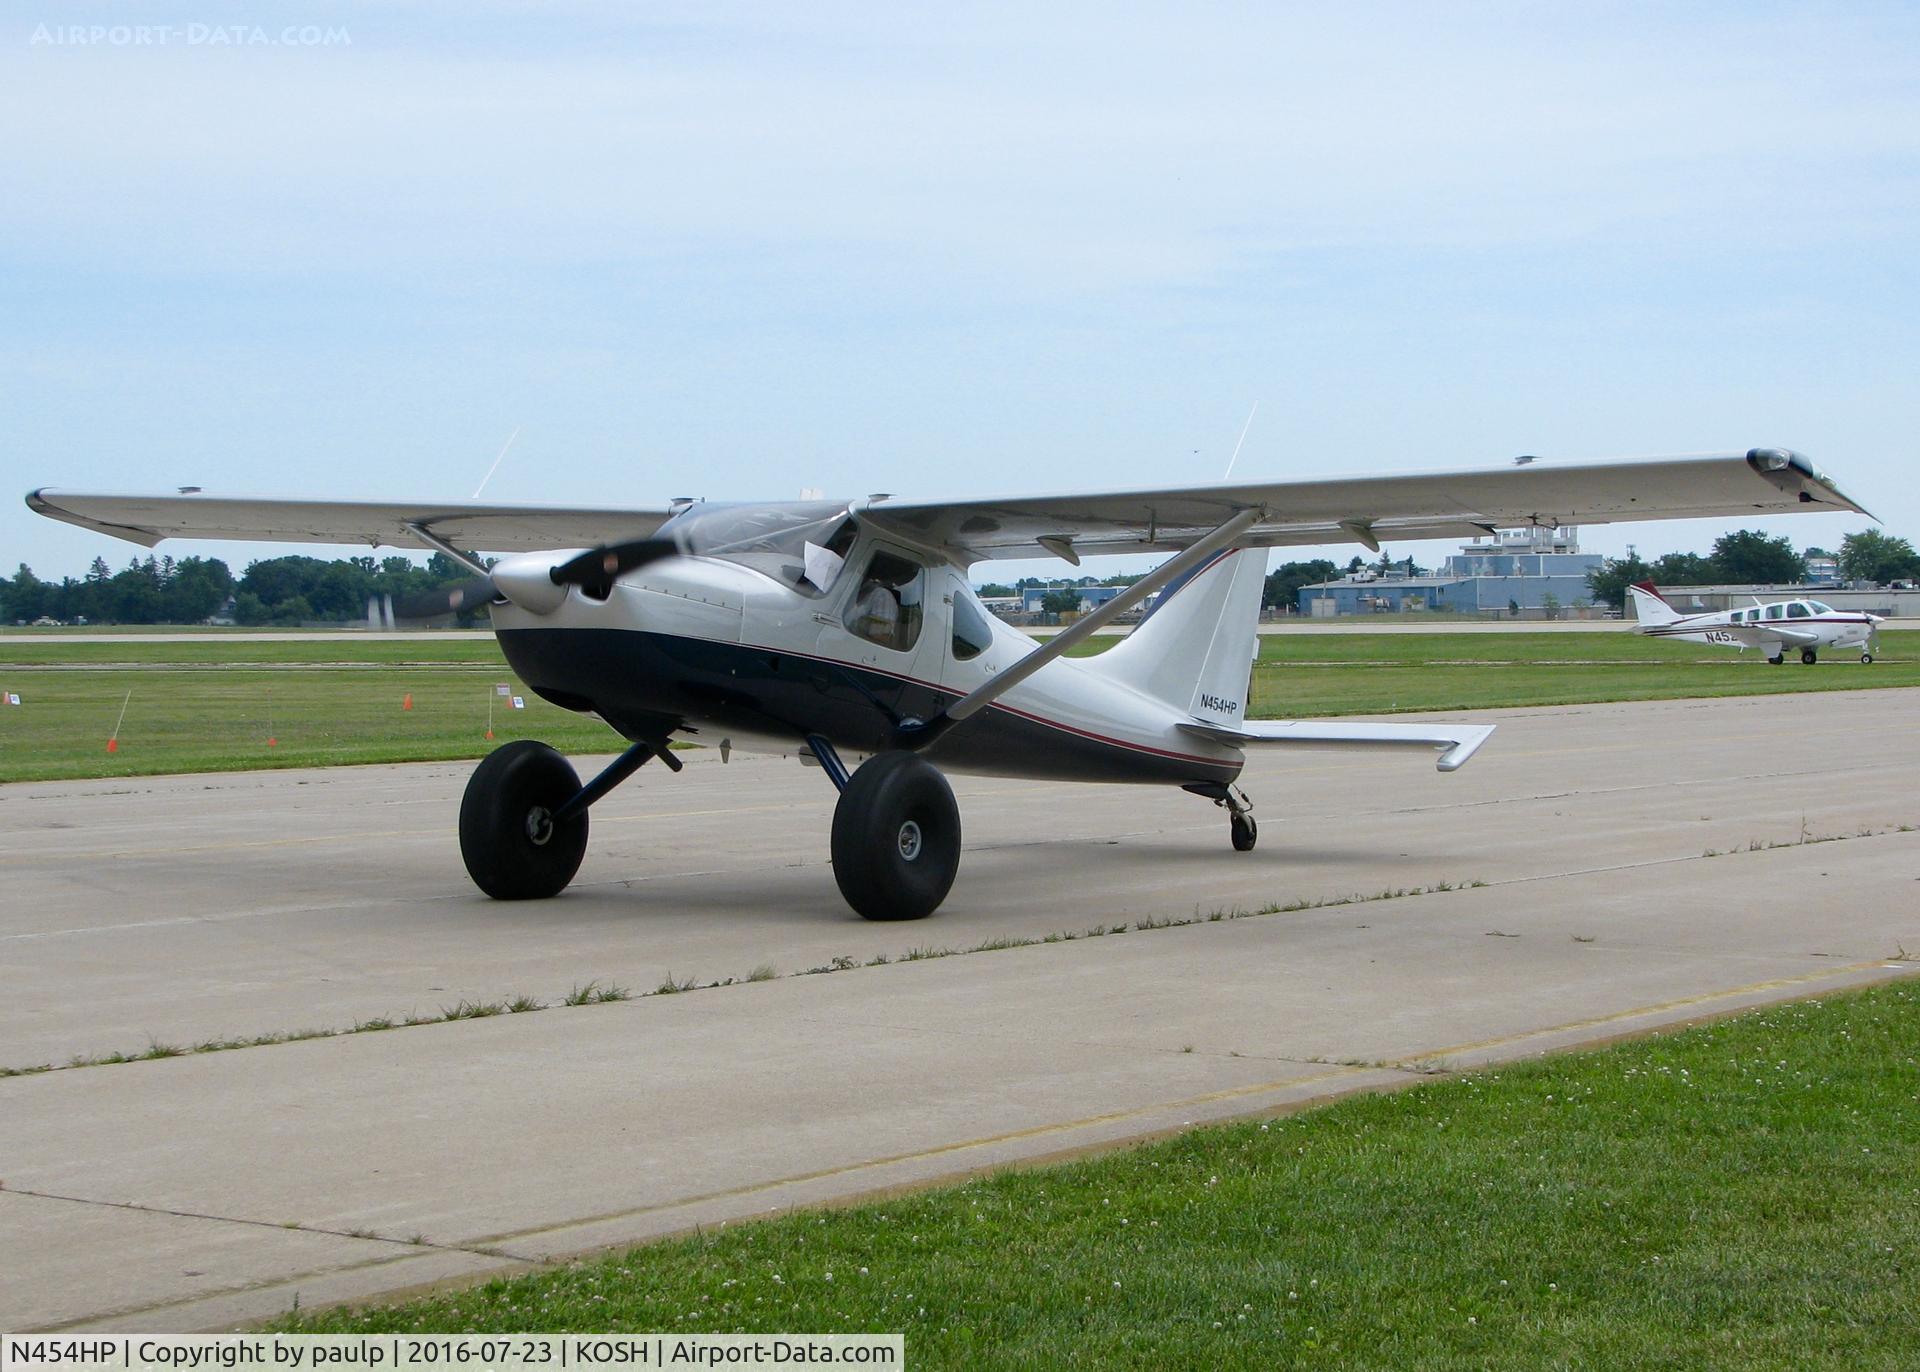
1178,719 -> 1496,772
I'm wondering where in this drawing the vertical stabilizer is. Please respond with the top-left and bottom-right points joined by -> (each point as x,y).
1084,549 -> 1266,727
1627,581 -> 1680,628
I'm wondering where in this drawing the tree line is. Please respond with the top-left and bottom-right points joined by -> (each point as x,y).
1584,529 -> 1919,610
4,553 -> 479,626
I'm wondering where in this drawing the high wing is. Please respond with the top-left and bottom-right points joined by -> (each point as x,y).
26,490 -> 675,555
861,448 -> 1869,563
1179,719 -> 1496,773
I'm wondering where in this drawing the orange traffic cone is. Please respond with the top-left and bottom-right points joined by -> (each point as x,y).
402,692 -> 413,711
106,688 -> 131,755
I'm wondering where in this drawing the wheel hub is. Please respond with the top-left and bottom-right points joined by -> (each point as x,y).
897,819 -> 923,862
525,806 -> 555,846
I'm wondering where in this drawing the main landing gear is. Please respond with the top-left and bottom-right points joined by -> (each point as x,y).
1801,647 -> 1818,666
1861,651 -> 1874,664
824,747 -> 962,921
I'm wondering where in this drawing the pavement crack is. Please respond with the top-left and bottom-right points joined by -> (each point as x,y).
1473,822 -> 1917,892
0,1185 -> 525,1263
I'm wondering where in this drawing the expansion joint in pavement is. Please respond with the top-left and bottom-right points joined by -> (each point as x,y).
1474,821 -> 1918,894
0,1184 -> 537,1264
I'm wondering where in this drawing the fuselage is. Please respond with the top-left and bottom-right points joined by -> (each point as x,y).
1636,596 -> 1879,651
490,528 -> 1245,788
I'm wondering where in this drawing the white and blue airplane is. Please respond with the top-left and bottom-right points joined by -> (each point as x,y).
29,446 -> 1866,920
1629,581 -> 1882,665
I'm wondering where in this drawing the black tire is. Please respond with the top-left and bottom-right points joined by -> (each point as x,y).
1768,654 -> 1784,666
1230,812 -> 1258,852
830,751 -> 961,920
1862,652 -> 1874,664
459,741 -> 588,899
1801,647 -> 1818,666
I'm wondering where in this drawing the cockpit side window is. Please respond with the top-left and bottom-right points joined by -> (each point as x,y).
1786,602 -> 1811,619
950,579 -> 994,661
843,549 -> 926,652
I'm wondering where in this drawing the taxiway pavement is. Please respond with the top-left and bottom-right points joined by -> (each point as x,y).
2,688 -> 1917,1330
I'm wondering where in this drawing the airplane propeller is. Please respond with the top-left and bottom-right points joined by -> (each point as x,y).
378,536 -> 687,625
547,537 -> 682,596
388,576 -> 501,623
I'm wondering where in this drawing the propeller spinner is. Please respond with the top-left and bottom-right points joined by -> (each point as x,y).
384,536 -> 685,624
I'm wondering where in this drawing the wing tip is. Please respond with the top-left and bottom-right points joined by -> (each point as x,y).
25,488 -> 167,547
1435,725 -> 1496,772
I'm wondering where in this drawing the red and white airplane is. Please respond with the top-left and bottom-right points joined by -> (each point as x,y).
1629,581 -> 1882,665
29,445 -> 1866,920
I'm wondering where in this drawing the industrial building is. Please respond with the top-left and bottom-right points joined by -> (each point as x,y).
1298,528 -> 1605,617
1019,583 -> 1127,614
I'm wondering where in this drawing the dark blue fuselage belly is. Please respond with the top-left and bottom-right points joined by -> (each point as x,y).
497,627 -> 1239,787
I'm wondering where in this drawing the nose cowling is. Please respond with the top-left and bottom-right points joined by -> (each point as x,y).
490,551 -> 579,615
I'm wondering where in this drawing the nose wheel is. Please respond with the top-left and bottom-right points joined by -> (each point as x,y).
1230,811 -> 1258,852
459,741 -> 590,899
459,737 -> 670,900
1862,651 -> 1874,664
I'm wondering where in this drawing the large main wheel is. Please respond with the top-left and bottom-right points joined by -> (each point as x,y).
1801,647 -> 1818,666
459,741 -> 589,899
830,751 -> 961,920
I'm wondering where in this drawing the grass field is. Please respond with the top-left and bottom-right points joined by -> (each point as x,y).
1,629 -> 1914,783
274,980 -> 1920,1368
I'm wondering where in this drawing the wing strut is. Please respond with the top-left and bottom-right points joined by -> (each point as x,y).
402,521 -> 492,578
936,506 -> 1264,728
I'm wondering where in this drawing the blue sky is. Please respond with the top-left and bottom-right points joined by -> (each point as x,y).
5,2 -> 1916,584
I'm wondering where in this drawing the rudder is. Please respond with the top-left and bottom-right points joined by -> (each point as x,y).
1628,581 -> 1679,626
1085,548 -> 1266,728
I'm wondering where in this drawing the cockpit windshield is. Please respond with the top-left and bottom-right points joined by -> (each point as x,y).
1808,601 -> 1834,614
656,501 -> 857,596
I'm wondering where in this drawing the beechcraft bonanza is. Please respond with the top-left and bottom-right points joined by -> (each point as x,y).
1629,581 -> 1882,665
29,446 -> 1867,920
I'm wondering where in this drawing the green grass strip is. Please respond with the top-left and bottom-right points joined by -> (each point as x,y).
275,981 -> 1920,1369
